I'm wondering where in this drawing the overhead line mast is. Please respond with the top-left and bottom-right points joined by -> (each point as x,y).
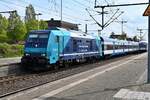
94,2 -> 150,30
137,28 -> 148,41
116,19 -> 127,34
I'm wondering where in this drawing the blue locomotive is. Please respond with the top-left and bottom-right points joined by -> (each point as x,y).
21,27 -> 103,70
21,20 -> 147,70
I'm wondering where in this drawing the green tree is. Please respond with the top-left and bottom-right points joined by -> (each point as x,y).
7,11 -> 27,43
25,4 -> 47,33
0,14 -> 8,42
39,20 -> 48,30
109,32 -> 115,38
25,4 -> 36,22
118,33 -> 127,40
133,36 -> 139,42
25,19 -> 38,33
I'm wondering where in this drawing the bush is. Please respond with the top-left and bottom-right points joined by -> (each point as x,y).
0,43 -> 24,58
0,34 -> 8,43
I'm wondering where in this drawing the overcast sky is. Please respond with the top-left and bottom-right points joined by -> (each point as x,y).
0,0 -> 148,40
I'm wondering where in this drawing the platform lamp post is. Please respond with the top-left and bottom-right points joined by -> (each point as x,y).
143,3 -> 150,83
148,2 -> 150,83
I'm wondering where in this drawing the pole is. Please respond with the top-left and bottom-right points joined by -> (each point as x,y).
95,0 -> 97,7
61,0 -> 62,21
121,21 -> 123,34
115,19 -> 127,34
137,28 -> 148,41
102,7 -> 104,29
85,24 -> 87,34
148,0 -> 150,83
140,30 -> 142,41
138,29 -> 143,41
37,15 -> 39,30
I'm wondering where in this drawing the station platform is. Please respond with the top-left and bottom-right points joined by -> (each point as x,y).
0,57 -> 21,66
4,53 -> 148,100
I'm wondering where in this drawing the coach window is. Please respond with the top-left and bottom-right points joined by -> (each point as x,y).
90,40 -> 93,51
115,45 -> 117,49
120,45 -> 122,49
107,45 -> 113,50
73,39 -> 77,52
118,45 -> 120,49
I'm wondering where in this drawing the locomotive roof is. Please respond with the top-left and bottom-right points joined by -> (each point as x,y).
70,31 -> 95,39
53,27 -> 97,39
30,30 -> 51,33
30,28 -> 92,39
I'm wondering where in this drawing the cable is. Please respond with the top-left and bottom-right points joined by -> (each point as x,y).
0,0 -> 86,23
72,0 -> 94,10
72,0 -> 90,7
104,0 -> 110,5
0,1 -> 12,10
0,0 -> 100,27
20,0 -> 87,22
84,0 -> 94,4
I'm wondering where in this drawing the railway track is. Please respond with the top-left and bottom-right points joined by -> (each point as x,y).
0,54 -> 139,98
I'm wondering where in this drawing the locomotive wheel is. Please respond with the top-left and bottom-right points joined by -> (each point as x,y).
54,65 -> 59,70
65,63 -> 70,68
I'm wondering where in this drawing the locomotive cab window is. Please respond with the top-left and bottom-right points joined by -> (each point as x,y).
29,34 -> 38,38
26,31 -> 50,48
28,34 -> 49,39
39,34 -> 49,38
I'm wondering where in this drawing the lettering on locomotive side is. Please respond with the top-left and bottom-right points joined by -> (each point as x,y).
78,45 -> 89,48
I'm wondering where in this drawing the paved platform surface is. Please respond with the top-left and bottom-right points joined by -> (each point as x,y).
0,57 -> 21,66
114,89 -> 150,100
3,53 -> 147,100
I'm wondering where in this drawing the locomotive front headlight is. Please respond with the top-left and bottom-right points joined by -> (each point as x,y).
41,53 -> 46,56
25,53 -> 30,56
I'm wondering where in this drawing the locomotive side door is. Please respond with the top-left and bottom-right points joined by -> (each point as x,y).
56,36 -> 60,58
49,34 -> 60,64
47,31 -> 61,64
54,35 -> 65,62
57,35 -> 64,61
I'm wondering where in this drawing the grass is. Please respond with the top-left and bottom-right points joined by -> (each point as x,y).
0,43 -> 24,58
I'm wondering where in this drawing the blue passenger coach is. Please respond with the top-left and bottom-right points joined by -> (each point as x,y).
100,37 -> 139,56
139,41 -> 147,52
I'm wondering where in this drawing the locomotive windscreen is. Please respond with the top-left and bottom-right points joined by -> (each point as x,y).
25,32 -> 49,48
